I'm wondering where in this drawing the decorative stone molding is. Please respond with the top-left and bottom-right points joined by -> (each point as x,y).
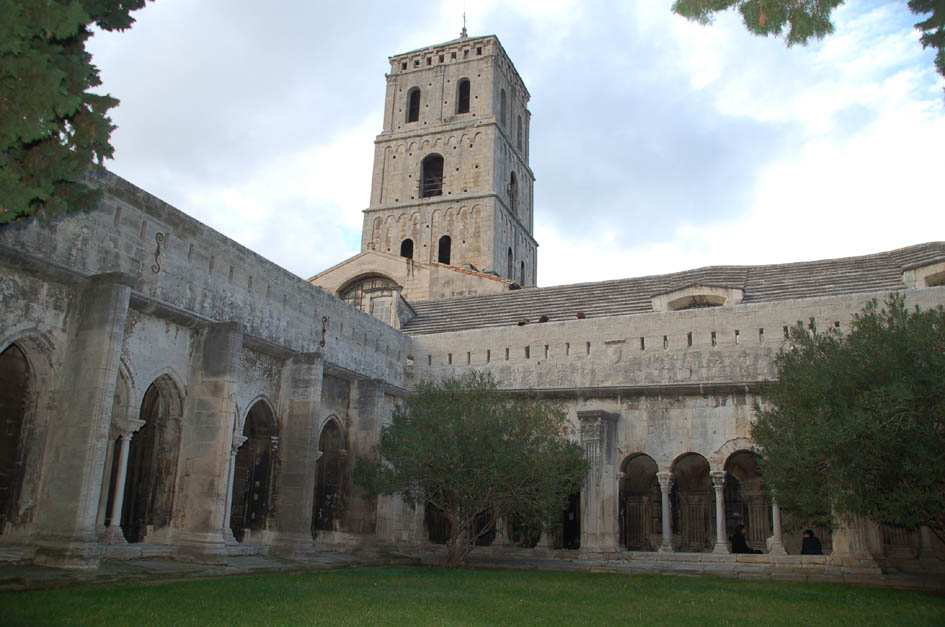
902,260 -> 945,288
651,285 -> 744,312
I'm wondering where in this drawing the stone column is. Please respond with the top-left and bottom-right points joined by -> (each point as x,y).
271,353 -> 324,556
919,526 -> 939,560
657,471 -> 673,552
222,434 -> 247,544
711,471 -> 729,554
577,410 -> 619,552
767,501 -> 787,555
174,321 -> 243,557
102,432 -> 133,543
33,273 -> 133,569
493,517 -> 510,547
828,515 -> 881,573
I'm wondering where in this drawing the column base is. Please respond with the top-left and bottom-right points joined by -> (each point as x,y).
766,538 -> 787,556
658,543 -> 674,553
713,542 -> 730,554
33,537 -> 102,570
102,526 -> 128,544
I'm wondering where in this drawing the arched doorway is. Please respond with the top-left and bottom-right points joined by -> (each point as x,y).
724,450 -> 770,551
0,344 -> 30,534
670,453 -> 713,552
230,400 -> 276,543
121,376 -> 182,543
619,454 -> 661,551
425,502 -> 450,544
313,419 -> 346,537
556,492 -> 581,550
507,511 -> 541,548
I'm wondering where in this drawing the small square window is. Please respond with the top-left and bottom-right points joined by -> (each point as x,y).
451,51 -> 457,60
426,57 -> 432,66
439,54 -> 444,63
476,47 -> 482,55
414,59 -> 420,67
401,61 -> 407,70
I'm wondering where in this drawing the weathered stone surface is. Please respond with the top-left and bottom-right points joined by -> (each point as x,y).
0,32 -> 942,587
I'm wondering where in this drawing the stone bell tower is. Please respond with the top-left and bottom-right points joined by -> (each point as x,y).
361,31 -> 537,287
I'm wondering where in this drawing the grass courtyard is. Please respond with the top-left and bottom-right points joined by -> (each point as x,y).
0,566 -> 943,626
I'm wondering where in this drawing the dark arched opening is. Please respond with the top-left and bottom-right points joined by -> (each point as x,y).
670,453 -> 713,552
406,87 -> 420,123
619,454 -> 661,551
516,115 -> 523,150
437,235 -> 451,264
509,171 -> 518,215
520,261 -> 526,286
456,78 -> 470,114
400,238 -> 414,259
230,400 -> 276,543
507,511 -> 542,548
499,88 -> 507,126
122,376 -> 182,543
0,344 -> 30,534
425,502 -> 450,544
313,419 -> 346,537
507,247 -> 513,280
558,492 -> 581,549
473,510 -> 496,546
420,153 -> 444,198
724,450 -> 770,552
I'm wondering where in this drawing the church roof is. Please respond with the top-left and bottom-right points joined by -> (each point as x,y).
401,242 -> 945,335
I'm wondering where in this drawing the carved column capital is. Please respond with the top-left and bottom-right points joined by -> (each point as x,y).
231,434 -> 248,454
710,470 -> 726,490
656,471 -> 672,489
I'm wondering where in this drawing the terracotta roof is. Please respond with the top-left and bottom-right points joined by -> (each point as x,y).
401,243 -> 945,335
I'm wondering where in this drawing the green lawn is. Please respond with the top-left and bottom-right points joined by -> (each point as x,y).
0,566 -> 943,626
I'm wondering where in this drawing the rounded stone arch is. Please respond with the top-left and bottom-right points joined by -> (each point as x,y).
669,452 -> 714,552
447,134 -> 459,148
710,437 -> 758,472
619,453 -> 662,551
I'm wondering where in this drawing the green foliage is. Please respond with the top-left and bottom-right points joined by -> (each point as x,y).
355,371 -> 588,566
0,0 -> 146,224
672,1 -> 945,81
753,295 -> 945,540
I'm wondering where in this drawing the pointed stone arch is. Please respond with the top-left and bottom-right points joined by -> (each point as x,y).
121,374 -> 183,543
313,416 -> 347,537
230,398 -> 277,543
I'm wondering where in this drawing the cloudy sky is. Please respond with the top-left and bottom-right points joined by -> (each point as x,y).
88,0 -> 945,287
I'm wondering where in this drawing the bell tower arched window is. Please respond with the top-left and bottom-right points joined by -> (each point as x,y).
457,79 -> 470,114
406,87 -> 421,123
438,235 -> 452,264
516,115 -> 523,150
400,238 -> 414,259
509,171 -> 518,215
420,154 -> 444,198
499,89 -> 507,126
